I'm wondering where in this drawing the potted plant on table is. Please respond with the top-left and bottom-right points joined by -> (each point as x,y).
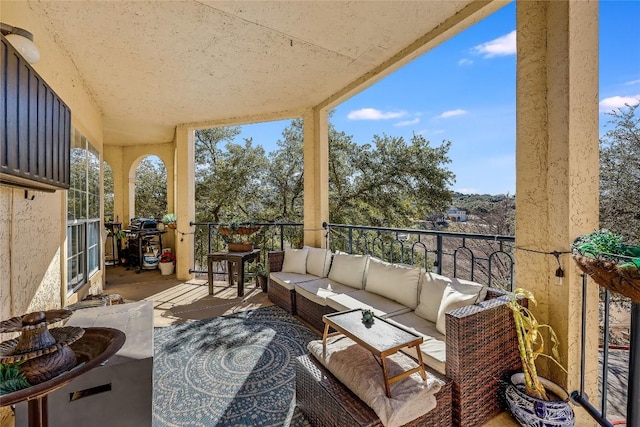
158,251 -> 176,275
504,288 -> 575,427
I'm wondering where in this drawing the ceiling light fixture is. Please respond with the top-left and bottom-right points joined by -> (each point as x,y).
1,22 -> 40,64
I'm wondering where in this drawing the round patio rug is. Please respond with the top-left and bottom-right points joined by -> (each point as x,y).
153,306 -> 316,427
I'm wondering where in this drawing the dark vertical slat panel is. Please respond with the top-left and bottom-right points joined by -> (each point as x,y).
28,68 -> 39,177
63,105 -> 70,186
0,39 -> 7,170
5,51 -> 19,173
37,78 -> 46,180
52,97 -> 60,184
17,61 -> 30,175
45,88 -> 54,182
0,40 -> 9,172
1,35 -> 71,190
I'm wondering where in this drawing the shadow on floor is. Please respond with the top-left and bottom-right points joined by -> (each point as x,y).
103,266 -> 272,327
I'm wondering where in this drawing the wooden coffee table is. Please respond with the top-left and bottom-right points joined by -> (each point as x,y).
322,308 -> 426,397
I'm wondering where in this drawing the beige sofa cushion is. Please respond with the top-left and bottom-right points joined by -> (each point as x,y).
435,279 -> 488,335
269,271 -> 318,291
326,290 -> 412,318
386,312 -> 446,375
281,248 -> 309,275
295,278 -> 357,306
327,253 -> 369,289
365,258 -> 420,309
304,246 -> 332,278
414,272 -> 448,323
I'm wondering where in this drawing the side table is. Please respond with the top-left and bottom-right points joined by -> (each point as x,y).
208,249 -> 261,297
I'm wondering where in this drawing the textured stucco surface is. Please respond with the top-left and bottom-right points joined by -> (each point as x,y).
303,108 -> 329,248
0,188 -> 62,317
11,1 -> 507,146
515,2 -> 599,425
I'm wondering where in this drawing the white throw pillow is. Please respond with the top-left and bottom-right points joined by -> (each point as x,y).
365,258 -> 420,309
281,248 -> 309,275
414,272 -> 449,323
327,253 -> 369,289
304,246 -> 332,277
435,279 -> 487,335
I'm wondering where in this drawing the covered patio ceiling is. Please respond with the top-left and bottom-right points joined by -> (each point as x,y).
24,0 -> 506,146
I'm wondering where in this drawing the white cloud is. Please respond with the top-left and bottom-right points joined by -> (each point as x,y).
624,79 -> 640,86
599,94 -> 640,112
473,30 -> 516,58
436,109 -> 467,119
458,58 -> 473,66
347,108 -> 407,120
394,118 -> 420,127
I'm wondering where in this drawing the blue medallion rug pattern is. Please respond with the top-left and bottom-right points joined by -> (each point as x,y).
153,306 -> 317,427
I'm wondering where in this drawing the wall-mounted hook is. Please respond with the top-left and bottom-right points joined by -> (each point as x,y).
24,190 -> 35,200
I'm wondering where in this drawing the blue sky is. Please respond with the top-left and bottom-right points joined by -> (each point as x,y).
237,1 -> 640,195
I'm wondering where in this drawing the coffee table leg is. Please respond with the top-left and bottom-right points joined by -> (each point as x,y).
322,323 -> 330,358
380,356 -> 392,398
413,344 -> 427,380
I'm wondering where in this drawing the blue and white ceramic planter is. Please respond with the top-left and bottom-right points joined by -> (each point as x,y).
505,373 -> 575,427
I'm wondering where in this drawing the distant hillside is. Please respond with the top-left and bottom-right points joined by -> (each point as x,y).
451,192 -> 515,215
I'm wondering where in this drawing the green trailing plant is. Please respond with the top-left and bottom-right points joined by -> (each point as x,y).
105,228 -> 126,240
0,362 -> 31,395
162,213 -> 177,225
217,220 -> 261,244
573,229 -> 640,269
255,262 -> 268,277
506,288 -> 567,401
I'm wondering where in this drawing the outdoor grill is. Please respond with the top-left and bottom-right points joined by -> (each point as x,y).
124,219 -> 164,273
129,218 -> 158,231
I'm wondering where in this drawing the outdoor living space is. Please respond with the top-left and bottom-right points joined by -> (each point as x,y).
98,266 -> 518,427
3,1 -> 632,426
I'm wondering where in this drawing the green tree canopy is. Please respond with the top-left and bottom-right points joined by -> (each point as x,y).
195,127 -> 268,222
193,118 -> 455,228
600,104 -> 640,244
134,156 -> 167,219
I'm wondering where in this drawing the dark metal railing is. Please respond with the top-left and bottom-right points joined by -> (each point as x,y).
572,274 -> 636,426
191,221 -> 515,290
326,223 -> 514,290
190,222 -> 304,273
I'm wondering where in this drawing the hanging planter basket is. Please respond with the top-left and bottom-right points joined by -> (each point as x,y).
572,232 -> 640,303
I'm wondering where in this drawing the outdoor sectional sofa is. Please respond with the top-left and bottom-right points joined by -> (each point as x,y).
267,247 -> 520,427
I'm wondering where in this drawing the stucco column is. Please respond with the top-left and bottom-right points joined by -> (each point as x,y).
303,108 -> 329,248
174,125 -> 195,280
516,1 -> 599,423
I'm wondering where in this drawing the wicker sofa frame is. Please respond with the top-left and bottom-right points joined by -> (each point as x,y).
268,251 -> 520,427
296,354 -> 453,427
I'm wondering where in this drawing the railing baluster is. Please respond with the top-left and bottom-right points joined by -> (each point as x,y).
629,302 -> 640,426
436,234 -> 443,275
601,290 -> 610,418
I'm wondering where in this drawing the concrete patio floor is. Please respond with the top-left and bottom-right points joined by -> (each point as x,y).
104,266 -> 272,327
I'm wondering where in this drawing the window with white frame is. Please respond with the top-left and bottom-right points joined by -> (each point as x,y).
67,129 -> 101,294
